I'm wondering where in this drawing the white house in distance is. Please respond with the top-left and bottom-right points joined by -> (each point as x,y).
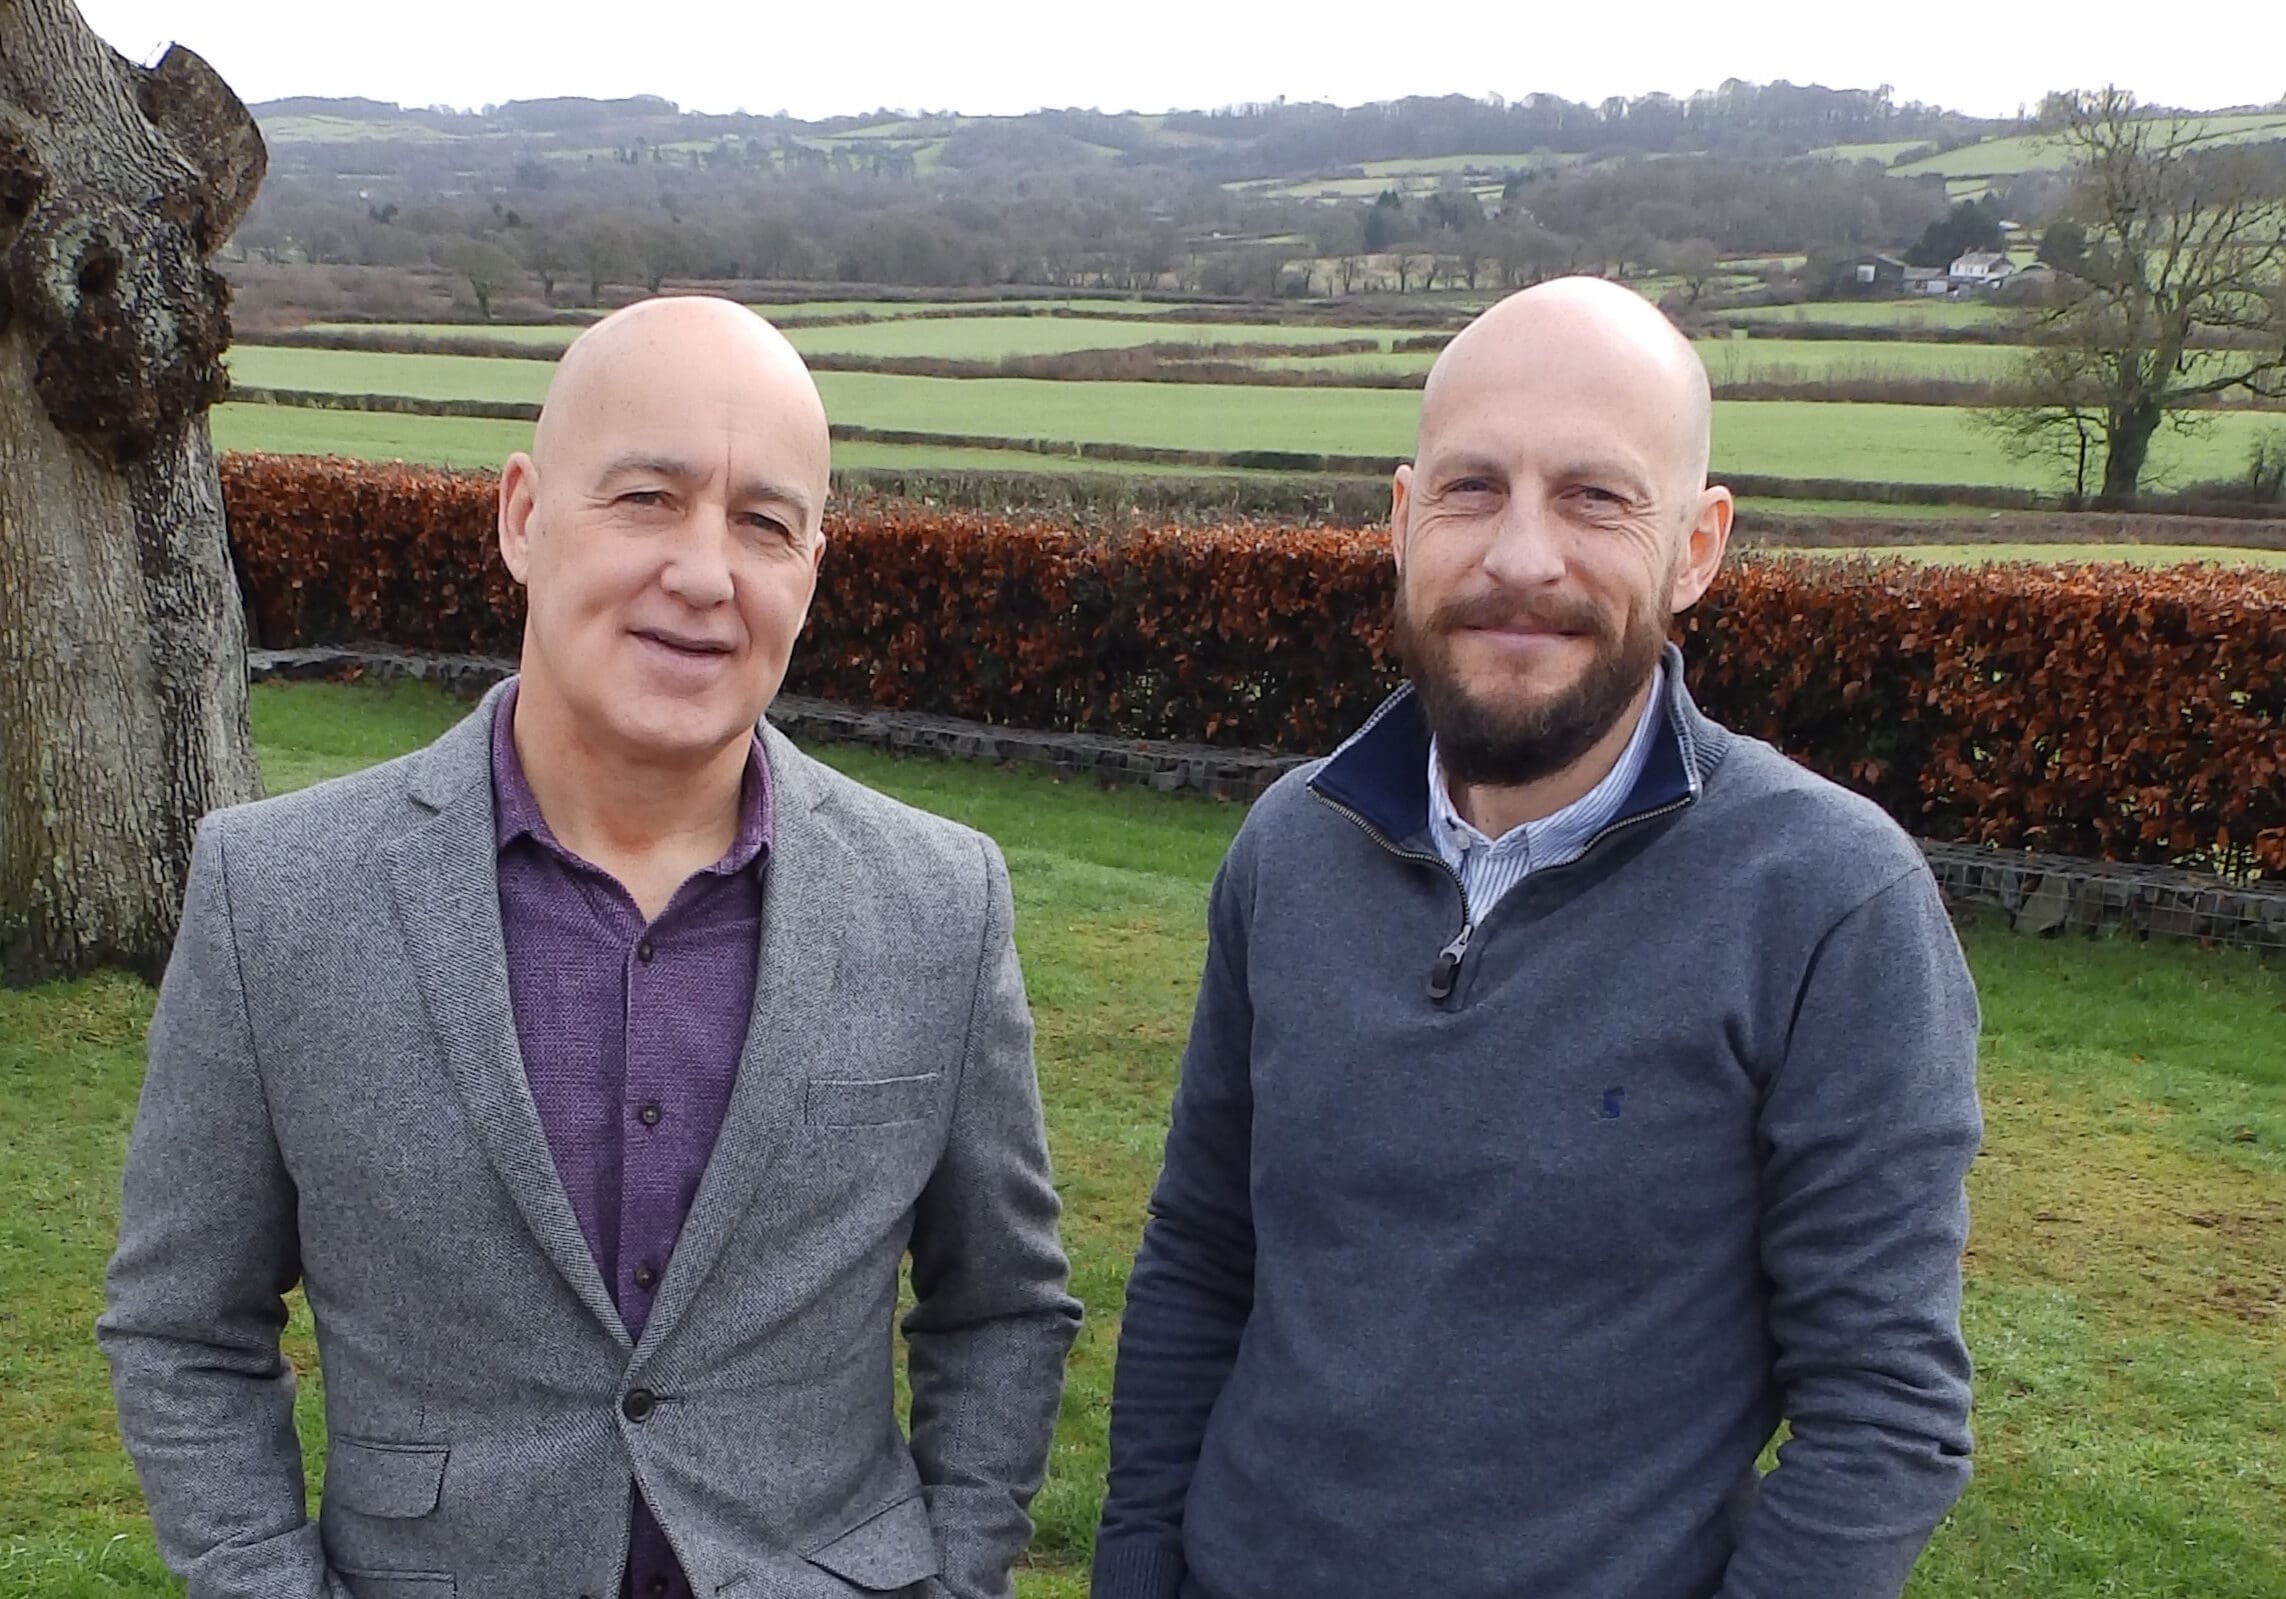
1947,250 -> 2016,290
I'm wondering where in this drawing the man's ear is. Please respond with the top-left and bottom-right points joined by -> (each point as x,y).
1390,463 -> 1414,573
1669,484 -> 1734,614
498,453 -> 538,583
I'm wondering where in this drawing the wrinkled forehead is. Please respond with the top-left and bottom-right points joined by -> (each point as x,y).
539,329 -> 830,494
1417,315 -> 1710,493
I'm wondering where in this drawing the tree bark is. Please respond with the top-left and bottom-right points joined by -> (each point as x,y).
2100,400 -> 2162,505
0,0 -> 265,985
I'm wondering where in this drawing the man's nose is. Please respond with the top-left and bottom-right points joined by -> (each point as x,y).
1478,497 -> 1567,590
659,507 -> 736,607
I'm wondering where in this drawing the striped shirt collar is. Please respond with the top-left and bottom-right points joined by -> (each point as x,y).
1427,660 -> 1668,897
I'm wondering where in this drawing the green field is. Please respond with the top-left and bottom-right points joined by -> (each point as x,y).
1786,542 -> 2286,568
230,347 -> 557,405
4,678 -> 2283,1599
257,113 -> 452,143
217,347 -> 2285,491
784,317 -> 1419,360
303,301 -> 1187,348
1809,139 -> 1939,165
1727,300 -> 2014,329
208,404 -> 1291,480
1272,337 -> 2036,382
1893,112 -> 2286,182
1696,337 -> 2024,382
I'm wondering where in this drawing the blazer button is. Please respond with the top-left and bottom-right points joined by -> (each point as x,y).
622,1388 -> 656,1423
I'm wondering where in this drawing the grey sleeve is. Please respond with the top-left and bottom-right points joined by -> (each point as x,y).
97,821 -> 345,1598
1719,867 -> 1983,1599
904,835 -> 1084,1599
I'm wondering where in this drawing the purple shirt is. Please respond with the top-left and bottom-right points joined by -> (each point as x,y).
491,684 -> 771,1599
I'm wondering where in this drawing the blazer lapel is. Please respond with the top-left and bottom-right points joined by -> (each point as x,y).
636,724 -> 848,1354
381,686 -> 630,1347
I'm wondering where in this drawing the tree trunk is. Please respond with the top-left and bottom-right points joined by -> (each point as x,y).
2100,400 -> 2162,504
0,0 -> 265,985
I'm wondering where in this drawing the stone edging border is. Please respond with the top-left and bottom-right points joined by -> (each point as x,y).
249,647 -> 2286,950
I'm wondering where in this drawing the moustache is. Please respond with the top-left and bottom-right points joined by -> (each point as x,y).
1425,593 -> 1613,639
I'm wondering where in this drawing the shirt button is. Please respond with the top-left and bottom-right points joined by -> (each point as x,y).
636,938 -> 655,964
622,1388 -> 656,1423
633,1262 -> 658,1291
647,1579 -> 669,1598
637,1102 -> 662,1127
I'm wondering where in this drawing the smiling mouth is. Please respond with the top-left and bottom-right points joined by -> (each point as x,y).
632,629 -> 736,657
1464,621 -> 1581,639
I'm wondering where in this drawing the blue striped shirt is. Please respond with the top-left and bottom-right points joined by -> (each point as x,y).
1427,662 -> 1667,923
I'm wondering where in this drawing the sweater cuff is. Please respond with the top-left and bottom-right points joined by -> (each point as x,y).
1090,1535 -> 1188,1599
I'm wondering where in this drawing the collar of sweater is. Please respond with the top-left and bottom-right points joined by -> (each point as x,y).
1312,641 -> 1729,854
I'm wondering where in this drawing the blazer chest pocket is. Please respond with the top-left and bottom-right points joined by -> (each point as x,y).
806,1074 -> 941,1130
327,1437 -> 450,1518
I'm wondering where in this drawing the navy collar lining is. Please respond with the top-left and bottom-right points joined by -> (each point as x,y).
1310,645 -> 1703,849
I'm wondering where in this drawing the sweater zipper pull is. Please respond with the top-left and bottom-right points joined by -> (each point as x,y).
1427,923 -> 1474,1001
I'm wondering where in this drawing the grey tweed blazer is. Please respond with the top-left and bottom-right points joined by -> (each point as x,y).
99,684 -> 1082,1599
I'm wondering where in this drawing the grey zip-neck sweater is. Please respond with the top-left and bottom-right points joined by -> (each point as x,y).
1093,647 -> 1982,1599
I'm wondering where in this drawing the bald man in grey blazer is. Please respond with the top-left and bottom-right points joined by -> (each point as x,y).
100,298 -> 1080,1599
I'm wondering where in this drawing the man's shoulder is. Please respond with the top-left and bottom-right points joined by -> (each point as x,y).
779,737 -> 996,882
1221,758 -> 1342,869
200,746 -> 433,867
1696,729 -> 1931,903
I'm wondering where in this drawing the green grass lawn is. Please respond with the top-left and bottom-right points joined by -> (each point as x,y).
3,678 -> 2282,1596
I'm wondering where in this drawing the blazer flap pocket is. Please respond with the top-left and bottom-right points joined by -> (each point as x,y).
805,1491 -> 941,1589
338,1573 -> 456,1599
806,1074 -> 941,1129
327,1438 -> 450,1518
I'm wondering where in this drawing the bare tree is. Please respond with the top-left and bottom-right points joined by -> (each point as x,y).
0,0 -> 266,983
1984,88 -> 2286,503
516,223 -> 571,305
1657,237 -> 1725,308
574,213 -> 634,304
441,235 -> 522,319
1978,343 -> 2107,506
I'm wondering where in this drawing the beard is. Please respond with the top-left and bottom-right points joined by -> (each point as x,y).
1393,582 -> 1668,791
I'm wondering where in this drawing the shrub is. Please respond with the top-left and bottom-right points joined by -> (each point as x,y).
222,455 -> 2286,871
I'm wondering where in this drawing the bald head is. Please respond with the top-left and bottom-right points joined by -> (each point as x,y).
495,295 -> 837,774
534,295 -> 830,533
1422,276 -> 1713,501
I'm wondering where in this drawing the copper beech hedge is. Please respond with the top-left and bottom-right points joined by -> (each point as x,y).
221,454 -> 2286,872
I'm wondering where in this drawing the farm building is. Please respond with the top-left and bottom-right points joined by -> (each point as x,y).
1948,250 -> 2016,289
1839,253 -> 1910,294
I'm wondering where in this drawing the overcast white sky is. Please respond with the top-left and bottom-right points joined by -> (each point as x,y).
75,0 -> 2286,122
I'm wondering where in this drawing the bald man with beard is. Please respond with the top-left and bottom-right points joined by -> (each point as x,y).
102,296 -> 1080,1599
1093,278 -> 1982,1599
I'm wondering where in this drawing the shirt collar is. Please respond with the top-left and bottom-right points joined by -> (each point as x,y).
490,678 -> 774,877
1427,659 -> 1668,857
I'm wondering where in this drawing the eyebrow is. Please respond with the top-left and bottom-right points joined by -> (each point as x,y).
1421,451 -> 1510,484
1552,458 -> 1657,502
596,451 -> 816,524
